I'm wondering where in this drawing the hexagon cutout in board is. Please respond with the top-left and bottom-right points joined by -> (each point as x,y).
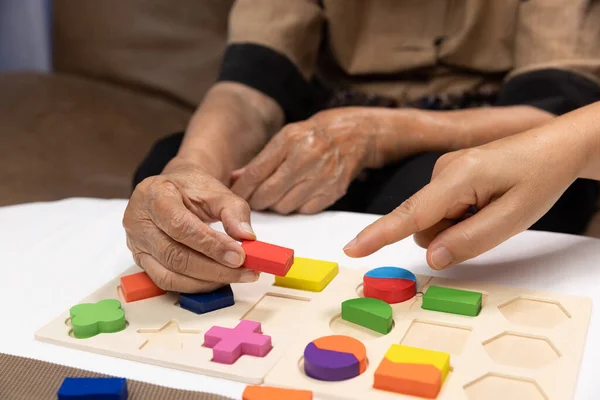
498,297 -> 570,329
464,373 -> 548,400
483,331 -> 560,369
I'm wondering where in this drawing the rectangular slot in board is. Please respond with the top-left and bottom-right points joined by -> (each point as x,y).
400,320 -> 472,355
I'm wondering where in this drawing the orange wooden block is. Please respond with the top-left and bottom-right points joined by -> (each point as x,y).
243,385 -> 313,400
374,358 -> 442,399
120,271 -> 166,302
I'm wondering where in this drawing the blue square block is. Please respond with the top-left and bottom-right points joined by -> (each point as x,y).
57,377 -> 128,399
179,285 -> 235,315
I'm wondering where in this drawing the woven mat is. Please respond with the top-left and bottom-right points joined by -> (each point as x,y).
0,352 -> 234,400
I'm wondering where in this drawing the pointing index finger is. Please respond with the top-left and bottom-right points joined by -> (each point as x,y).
343,177 -> 469,258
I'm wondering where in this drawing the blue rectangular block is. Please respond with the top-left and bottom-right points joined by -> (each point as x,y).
57,377 -> 128,400
179,285 -> 235,315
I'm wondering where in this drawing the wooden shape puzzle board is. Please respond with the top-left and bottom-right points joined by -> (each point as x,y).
36,265 -> 591,400
265,270 -> 591,400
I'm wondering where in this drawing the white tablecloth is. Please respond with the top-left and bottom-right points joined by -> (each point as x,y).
1,198 -> 598,399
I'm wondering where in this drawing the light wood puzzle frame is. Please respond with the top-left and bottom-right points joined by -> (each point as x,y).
36,265 -> 592,400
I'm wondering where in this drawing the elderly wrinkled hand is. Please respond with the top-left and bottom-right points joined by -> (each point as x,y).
230,108 -> 382,214
123,160 -> 259,293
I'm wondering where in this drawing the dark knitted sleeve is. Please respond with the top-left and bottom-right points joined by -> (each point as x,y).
217,0 -> 324,123
218,43 -> 319,122
496,69 -> 600,115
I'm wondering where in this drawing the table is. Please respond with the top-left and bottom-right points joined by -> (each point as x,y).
1,198 -> 598,399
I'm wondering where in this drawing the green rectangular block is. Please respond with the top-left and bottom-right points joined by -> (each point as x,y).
421,286 -> 482,316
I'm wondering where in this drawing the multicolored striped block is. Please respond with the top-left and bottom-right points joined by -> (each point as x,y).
363,267 -> 417,304
303,335 -> 367,381
374,345 -> 450,398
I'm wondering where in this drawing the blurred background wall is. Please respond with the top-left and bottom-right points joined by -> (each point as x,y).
0,0 -> 52,72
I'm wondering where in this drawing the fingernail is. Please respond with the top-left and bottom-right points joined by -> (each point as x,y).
343,237 -> 357,251
241,270 -> 260,282
224,251 -> 243,266
431,247 -> 453,270
240,222 -> 256,237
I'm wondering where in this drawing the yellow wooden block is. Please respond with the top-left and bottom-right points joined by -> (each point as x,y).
274,257 -> 338,292
384,345 -> 450,381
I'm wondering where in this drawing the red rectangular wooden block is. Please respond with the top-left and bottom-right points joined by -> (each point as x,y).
241,240 -> 294,276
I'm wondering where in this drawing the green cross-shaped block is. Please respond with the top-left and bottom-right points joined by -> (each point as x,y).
69,299 -> 127,339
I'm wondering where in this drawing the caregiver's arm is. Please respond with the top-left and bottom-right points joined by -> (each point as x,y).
343,101 -> 600,270
577,105 -> 600,181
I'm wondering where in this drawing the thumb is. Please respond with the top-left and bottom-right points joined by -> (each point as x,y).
216,194 -> 257,241
425,195 -> 526,270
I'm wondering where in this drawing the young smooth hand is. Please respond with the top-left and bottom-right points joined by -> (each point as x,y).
343,105 -> 600,269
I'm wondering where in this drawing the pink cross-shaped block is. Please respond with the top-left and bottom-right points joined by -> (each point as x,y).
203,320 -> 272,364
